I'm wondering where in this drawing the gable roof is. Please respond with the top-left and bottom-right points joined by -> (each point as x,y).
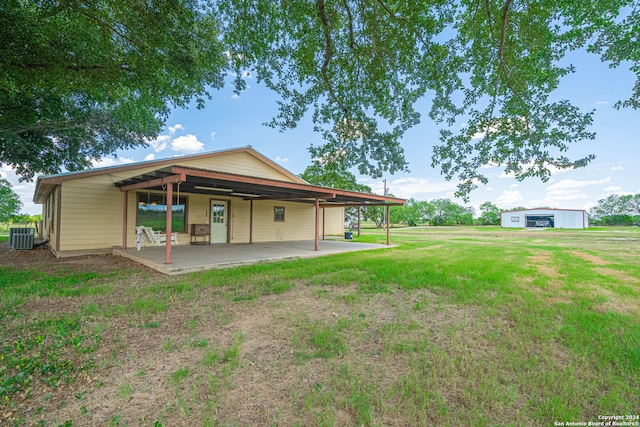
33,146 -> 303,203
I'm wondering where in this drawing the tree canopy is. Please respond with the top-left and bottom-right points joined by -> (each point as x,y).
300,160 -> 371,193
2,0 -> 638,199
0,0 -> 226,179
589,193 -> 640,225
220,0 -> 639,199
0,178 -> 22,223
478,202 -> 501,225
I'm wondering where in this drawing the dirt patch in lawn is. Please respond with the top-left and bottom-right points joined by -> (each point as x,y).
592,267 -> 639,283
570,251 -> 610,266
590,288 -> 640,316
528,250 -> 564,281
0,242 -> 160,276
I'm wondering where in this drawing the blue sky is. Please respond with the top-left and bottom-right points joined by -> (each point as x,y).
3,49 -> 639,216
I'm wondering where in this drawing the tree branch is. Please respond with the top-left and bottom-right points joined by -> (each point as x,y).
10,63 -> 134,72
316,0 -> 350,117
375,0 -> 430,48
57,0 -> 144,53
497,0 -> 512,78
342,0 -> 356,49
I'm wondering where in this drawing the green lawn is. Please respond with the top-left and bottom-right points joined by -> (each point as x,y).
1,227 -> 639,426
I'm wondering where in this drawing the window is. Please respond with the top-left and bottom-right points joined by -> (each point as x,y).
511,217 -> 519,222
274,206 -> 285,222
137,193 -> 187,233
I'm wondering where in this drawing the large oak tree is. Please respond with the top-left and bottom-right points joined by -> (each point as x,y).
0,0 -> 227,179
2,0 -> 637,199
220,0 -> 638,198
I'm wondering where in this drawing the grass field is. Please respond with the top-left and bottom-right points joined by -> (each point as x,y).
1,227 -> 639,426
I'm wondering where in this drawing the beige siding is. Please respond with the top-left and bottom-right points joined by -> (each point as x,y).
322,206 -> 345,235
248,201 -> 316,242
178,151 -> 300,182
103,151 -> 301,185
59,175 -> 124,250
230,198 -> 251,243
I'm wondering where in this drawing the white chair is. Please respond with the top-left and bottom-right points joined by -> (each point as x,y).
136,226 -> 178,247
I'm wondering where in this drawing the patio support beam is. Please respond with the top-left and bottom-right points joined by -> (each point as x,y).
386,205 -> 390,245
165,183 -> 173,264
122,190 -> 128,249
322,205 -> 325,240
118,174 -> 184,192
358,206 -> 361,237
249,199 -> 253,244
315,198 -> 319,251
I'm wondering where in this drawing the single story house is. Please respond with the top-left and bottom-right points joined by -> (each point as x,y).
33,146 -> 405,262
500,208 -> 589,229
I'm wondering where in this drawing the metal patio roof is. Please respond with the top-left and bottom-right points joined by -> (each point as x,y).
114,165 -> 405,207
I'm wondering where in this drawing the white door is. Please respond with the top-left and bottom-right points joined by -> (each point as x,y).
211,201 -> 228,243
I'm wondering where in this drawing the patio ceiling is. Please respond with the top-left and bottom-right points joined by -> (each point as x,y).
114,165 -> 405,207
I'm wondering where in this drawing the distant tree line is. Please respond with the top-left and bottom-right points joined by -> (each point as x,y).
589,194 -> 640,226
0,179 -> 43,233
387,199 -> 516,227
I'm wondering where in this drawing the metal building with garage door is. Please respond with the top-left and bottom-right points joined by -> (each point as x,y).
500,208 -> 589,229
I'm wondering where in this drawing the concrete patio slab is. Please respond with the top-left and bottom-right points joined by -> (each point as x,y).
113,240 -> 393,275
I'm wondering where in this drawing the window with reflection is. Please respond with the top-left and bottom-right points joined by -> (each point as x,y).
137,192 -> 187,232
274,206 -> 285,222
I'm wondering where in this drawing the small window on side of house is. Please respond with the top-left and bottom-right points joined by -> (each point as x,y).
511,216 -> 519,222
274,206 -> 285,222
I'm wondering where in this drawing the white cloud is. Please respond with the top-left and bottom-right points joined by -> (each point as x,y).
509,183 -> 518,188
168,124 -> 184,134
91,156 -> 135,168
524,177 -> 613,208
598,190 -> 633,199
596,100 -> 609,105
603,186 -> 622,192
210,131 -> 216,141
364,177 -> 458,199
144,153 -> 155,161
170,134 -> 204,154
611,165 -> 623,171
499,163 -> 573,179
530,189 -> 590,208
486,187 -> 494,191
444,191 -> 456,199
495,190 -> 524,208
147,134 -> 170,152
275,156 -> 290,163
147,123 -> 188,152
232,93 -> 240,99
481,161 -> 499,169
546,177 -> 610,191
470,117 -> 527,140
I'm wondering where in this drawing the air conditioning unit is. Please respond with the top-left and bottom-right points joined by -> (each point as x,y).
10,228 -> 35,250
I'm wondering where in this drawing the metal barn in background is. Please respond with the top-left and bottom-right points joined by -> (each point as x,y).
500,208 -> 589,229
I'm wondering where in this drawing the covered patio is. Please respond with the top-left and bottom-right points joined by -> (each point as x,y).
115,164 -> 405,265
113,240 -> 392,275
